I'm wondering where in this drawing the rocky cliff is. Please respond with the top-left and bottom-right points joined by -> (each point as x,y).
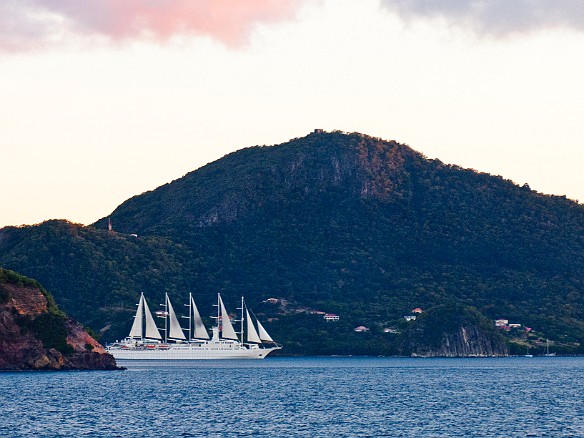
0,268 -> 119,370
400,304 -> 508,357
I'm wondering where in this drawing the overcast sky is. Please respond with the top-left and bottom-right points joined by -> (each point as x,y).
1,0 -> 583,228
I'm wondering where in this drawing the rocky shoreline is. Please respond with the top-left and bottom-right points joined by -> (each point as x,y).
0,269 -> 120,371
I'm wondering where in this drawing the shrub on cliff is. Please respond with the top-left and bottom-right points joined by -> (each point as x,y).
31,313 -> 74,356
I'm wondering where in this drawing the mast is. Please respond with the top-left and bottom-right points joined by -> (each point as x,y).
239,296 -> 245,343
189,292 -> 193,340
183,292 -> 193,341
163,294 -> 169,342
216,293 -> 220,328
211,293 -> 220,341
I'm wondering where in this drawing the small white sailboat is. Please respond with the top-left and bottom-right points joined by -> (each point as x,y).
107,293 -> 281,360
543,339 -> 556,357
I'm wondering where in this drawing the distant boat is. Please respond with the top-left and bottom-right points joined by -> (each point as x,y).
543,339 -> 556,357
107,292 -> 281,359
523,345 -> 533,357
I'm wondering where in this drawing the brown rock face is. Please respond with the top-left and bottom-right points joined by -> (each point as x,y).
65,317 -> 107,354
0,270 -> 120,371
3,283 -> 48,316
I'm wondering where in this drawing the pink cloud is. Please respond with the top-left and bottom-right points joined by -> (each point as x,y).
0,0 -> 304,52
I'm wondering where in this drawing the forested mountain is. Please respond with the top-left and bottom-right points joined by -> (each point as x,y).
1,131 -> 583,354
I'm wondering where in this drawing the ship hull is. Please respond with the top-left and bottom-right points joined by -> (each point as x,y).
108,343 -> 280,360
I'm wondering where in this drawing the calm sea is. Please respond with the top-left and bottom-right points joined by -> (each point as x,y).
1,357 -> 583,437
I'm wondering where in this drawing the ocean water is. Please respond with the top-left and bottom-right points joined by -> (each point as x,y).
1,357 -> 583,437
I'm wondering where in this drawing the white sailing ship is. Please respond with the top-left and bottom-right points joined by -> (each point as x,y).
107,292 -> 281,359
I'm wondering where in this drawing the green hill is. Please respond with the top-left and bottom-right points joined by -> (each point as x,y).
1,131 -> 583,354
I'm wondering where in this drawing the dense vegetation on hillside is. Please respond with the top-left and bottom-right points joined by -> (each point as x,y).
0,221 -> 195,340
1,131 -> 583,354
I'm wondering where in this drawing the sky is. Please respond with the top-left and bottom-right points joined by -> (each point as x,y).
1,0 -> 583,228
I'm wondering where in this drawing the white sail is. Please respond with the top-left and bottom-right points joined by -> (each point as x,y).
167,295 -> 186,340
257,319 -> 274,342
219,295 -> 238,340
246,309 -> 262,343
191,295 -> 210,340
143,296 -> 162,340
128,293 -> 145,339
